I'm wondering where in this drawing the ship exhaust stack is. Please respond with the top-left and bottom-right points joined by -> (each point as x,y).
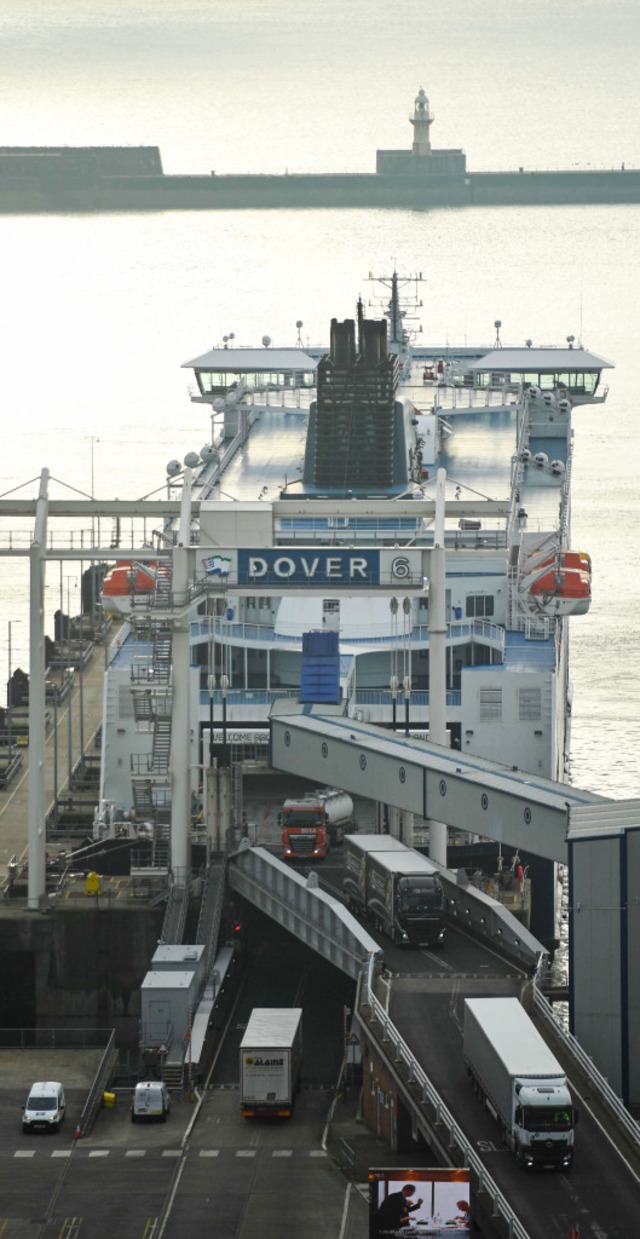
311,307 -> 400,493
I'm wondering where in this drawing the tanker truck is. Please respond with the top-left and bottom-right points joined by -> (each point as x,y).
280,788 -> 354,860
343,834 -> 445,946
463,997 -> 577,1170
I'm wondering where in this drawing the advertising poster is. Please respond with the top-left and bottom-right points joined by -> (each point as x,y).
369,1168 -> 471,1238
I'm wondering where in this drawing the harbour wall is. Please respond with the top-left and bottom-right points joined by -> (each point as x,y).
0,902 -> 164,1046
1,168 -> 639,213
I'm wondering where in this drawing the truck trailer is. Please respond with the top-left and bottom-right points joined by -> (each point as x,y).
463,997 -> 577,1169
343,834 -> 445,946
239,1007 -> 303,1118
280,788 -> 354,860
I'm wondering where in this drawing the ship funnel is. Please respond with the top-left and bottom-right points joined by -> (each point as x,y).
310,301 -> 400,495
362,319 -> 381,365
360,317 -> 388,365
330,318 -> 356,367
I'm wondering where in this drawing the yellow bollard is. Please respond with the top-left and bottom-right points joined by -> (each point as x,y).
85,871 -> 103,896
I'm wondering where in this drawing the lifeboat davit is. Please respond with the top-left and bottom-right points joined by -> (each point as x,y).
528,566 -> 591,616
101,561 -> 165,616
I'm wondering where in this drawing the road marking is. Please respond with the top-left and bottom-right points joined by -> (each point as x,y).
161,1149 -> 181,1157
199,1149 -> 220,1157
125,1149 -> 146,1157
88,1149 -> 110,1158
14,1150 -> 35,1158
58,1218 -> 83,1238
236,1149 -> 257,1158
51,1150 -> 72,1158
272,1149 -> 293,1157
309,1149 -> 328,1157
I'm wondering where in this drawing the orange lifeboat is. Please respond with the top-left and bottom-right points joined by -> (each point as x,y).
529,565 -> 591,616
101,561 -> 162,616
536,550 -> 592,577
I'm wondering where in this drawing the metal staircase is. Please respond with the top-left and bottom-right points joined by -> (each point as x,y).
160,880 -> 191,945
129,612 -> 174,874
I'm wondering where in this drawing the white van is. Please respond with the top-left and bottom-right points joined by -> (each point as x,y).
131,1080 -> 170,1123
22,1081 -> 66,1133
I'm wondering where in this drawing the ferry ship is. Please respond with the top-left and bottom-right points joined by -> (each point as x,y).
95,275 -> 613,896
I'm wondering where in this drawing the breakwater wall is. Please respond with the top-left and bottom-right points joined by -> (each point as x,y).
1,168 -> 639,213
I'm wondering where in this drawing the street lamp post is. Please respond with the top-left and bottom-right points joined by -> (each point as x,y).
66,578 -> 77,787
7,620 -> 21,754
53,685 -> 59,819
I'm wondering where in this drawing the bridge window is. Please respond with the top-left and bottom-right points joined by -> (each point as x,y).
466,594 -> 494,619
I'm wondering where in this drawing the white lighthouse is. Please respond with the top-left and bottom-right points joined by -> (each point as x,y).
410,88 -> 434,157
376,91 -> 465,177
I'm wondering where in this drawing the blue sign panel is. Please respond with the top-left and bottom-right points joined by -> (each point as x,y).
238,549 -> 380,586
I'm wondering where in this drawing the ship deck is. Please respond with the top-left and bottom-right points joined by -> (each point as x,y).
193,369 -> 566,543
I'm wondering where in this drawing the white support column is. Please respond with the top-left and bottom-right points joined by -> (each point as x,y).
427,467 -> 448,867
388,804 -> 401,839
28,470 -> 49,911
401,811 -> 415,848
170,468 -> 194,882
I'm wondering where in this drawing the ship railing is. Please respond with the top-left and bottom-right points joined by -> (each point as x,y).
425,382 -> 520,413
191,616 -> 505,654
107,620 -> 132,663
188,381 -> 315,409
353,689 -> 462,709
198,688 -> 299,709
522,616 -> 553,641
507,607 -> 555,640
447,527 -> 507,550
76,1029 -> 119,1138
195,861 -> 227,981
531,977 -> 640,1160
273,523 -> 509,550
130,753 -> 172,781
503,640 -> 555,671
360,955 -> 532,1239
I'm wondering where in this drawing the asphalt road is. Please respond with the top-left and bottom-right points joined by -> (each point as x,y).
0,924 -> 369,1239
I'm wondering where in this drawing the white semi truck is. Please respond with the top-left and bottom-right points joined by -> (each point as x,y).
239,1007 -> 303,1118
463,997 -> 577,1170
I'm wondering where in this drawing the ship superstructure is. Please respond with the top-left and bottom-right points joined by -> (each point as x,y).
95,278 -> 613,861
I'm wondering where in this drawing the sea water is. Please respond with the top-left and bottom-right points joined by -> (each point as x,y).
0,0 -> 638,799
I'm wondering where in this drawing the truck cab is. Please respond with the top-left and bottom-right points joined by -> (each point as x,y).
280,790 -> 353,860
513,1081 -> 577,1168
